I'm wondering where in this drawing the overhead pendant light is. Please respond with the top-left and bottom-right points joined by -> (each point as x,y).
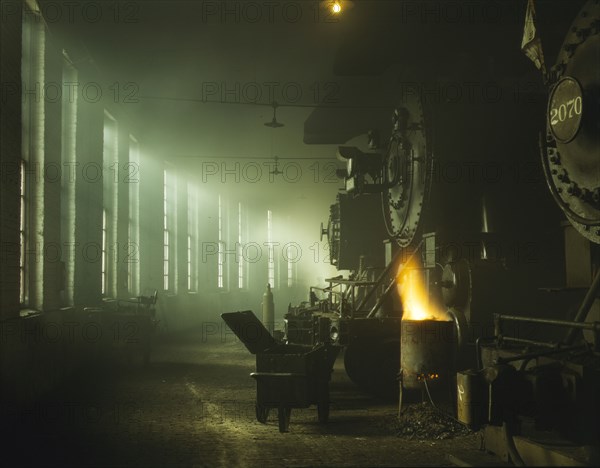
269,156 -> 284,176
321,0 -> 350,15
264,101 -> 284,128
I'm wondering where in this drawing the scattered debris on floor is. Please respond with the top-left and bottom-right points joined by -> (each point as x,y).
391,403 -> 472,440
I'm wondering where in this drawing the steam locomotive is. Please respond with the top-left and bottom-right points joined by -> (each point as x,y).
285,0 -> 598,403
474,0 -> 600,454
279,0 -> 600,458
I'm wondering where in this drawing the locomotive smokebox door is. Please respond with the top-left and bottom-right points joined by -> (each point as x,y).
221,310 -> 278,354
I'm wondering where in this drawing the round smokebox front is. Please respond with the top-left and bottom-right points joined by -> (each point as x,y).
400,319 -> 456,390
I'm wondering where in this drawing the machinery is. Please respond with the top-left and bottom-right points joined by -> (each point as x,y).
284,22 -> 600,467
287,36 -> 567,397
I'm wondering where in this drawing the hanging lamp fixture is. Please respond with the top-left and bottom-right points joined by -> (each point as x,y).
264,101 -> 284,128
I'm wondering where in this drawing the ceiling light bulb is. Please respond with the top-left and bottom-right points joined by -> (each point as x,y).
332,1 -> 341,14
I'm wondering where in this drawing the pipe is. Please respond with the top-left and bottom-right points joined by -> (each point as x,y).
447,310 -> 461,347
500,336 -> 558,349
495,314 -> 600,331
565,268 -> 600,344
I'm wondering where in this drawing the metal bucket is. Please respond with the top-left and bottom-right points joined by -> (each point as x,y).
400,319 -> 456,390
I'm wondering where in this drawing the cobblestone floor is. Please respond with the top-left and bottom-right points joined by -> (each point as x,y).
4,327 -> 481,467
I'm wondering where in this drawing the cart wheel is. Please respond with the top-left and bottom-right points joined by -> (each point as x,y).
255,404 -> 269,424
277,407 -> 291,433
317,401 -> 329,423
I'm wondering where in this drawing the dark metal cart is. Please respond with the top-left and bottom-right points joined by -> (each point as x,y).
222,310 -> 338,432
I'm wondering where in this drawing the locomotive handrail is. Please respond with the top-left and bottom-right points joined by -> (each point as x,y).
323,275 -> 382,317
494,313 -> 600,351
494,314 -> 600,332
323,279 -> 379,286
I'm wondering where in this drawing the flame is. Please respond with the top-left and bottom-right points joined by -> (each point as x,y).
396,257 -> 451,321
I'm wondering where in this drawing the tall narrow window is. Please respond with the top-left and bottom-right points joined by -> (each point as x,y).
217,195 -> 224,289
163,169 -> 169,291
187,235 -> 192,291
20,3 -> 46,309
267,210 -> 275,288
287,244 -> 294,288
128,136 -> 140,296
19,162 -> 27,305
286,215 -> 295,288
101,209 -> 107,295
187,184 -> 198,292
102,111 -> 118,298
60,55 -> 77,305
163,232 -> 169,291
238,202 -> 244,289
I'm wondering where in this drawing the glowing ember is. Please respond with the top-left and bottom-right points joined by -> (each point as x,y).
396,257 -> 451,321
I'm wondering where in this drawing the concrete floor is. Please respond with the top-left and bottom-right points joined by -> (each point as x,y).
4,326 -> 482,467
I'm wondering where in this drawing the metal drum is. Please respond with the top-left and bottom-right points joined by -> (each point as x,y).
400,319 -> 456,390
457,369 -> 485,429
